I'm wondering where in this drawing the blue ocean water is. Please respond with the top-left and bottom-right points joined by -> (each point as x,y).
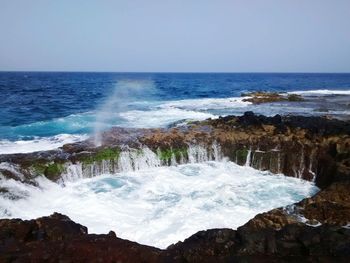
0,72 -> 350,153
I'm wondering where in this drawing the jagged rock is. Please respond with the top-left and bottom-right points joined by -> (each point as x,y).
0,213 -> 87,243
296,182 -> 350,225
163,228 -> 238,262
0,213 -> 161,263
1,201 -> 349,262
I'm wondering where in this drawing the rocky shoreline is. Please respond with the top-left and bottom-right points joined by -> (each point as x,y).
1,111 -> 349,187
0,112 -> 349,262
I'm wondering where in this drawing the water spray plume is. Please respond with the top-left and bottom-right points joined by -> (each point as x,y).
93,79 -> 155,146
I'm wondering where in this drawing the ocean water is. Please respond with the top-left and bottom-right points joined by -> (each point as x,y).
0,160 -> 318,248
1,72 -> 350,153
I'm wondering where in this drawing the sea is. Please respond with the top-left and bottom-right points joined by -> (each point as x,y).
1,72 -> 350,153
0,72 -> 349,248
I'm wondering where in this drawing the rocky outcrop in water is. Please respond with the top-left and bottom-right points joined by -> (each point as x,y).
241,91 -> 304,104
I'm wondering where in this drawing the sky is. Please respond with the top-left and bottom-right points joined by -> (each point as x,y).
0,0 -> 350,72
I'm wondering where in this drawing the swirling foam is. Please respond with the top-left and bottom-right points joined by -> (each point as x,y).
0,161 -> 318,248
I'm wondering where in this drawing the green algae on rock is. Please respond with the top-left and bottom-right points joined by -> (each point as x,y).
79,147 -> 121,165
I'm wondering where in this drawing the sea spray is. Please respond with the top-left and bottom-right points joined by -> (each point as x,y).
93,80 -> 156,146
245,148 -> 252,166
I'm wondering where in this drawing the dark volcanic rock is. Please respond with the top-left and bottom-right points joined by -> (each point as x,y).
0,213 -> 161,263
1,203 -> 349,262
234,111 -> 350,136
0,213 -> 87,245
163,228 -> 239,262
164,224 -> 350,262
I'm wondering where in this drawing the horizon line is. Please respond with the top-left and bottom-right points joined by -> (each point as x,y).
1,70 -> 350,74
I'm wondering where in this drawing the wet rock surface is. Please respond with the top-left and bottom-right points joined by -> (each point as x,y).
1,112 -> 350,262
296,182 -> 350,226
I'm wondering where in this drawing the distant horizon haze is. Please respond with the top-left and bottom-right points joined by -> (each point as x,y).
1,71 -> 350,74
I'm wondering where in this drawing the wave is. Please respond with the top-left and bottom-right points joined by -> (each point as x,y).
0,97 -> 246,138
288,89 -> 350,96
0,160 -> 318,248
160,96 -> 251,111
0,134 -> 89,154
120,108 -> 216,128
0,112 -> 95,140
119,96 -> 250,127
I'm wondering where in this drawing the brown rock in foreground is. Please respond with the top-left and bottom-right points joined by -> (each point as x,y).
0,213 -> 161,263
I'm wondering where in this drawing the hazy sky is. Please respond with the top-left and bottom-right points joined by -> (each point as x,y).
0,0 -> 350,72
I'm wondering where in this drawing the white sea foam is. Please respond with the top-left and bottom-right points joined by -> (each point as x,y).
119,97 -> 250,128
328,110 -> 350,115
0,163 -> 24,180
160,96 -> 251,111
0,134 -> 89,154
288,89 -> 350,96
0,161 -> 318,248
120,108 -> 216,128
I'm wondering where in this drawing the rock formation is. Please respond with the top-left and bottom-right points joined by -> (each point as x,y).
241,91 -> 304,104
1,112 -> 349,189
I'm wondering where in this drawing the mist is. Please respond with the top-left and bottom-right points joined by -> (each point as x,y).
93,79 -> 155,146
